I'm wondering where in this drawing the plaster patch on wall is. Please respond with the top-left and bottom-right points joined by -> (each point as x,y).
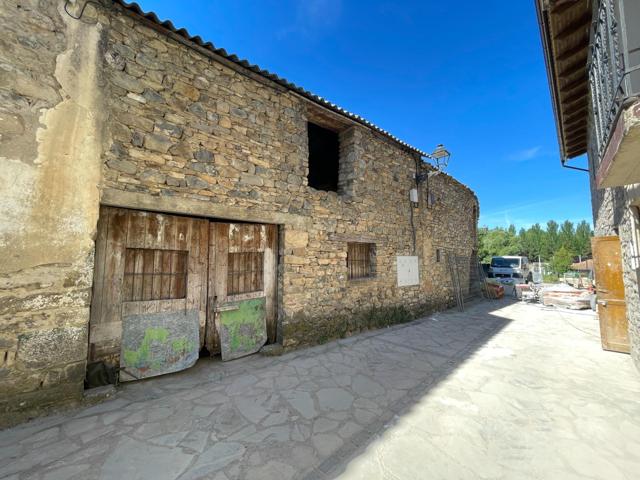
5,12 -> 107,271
0,158 -> 36,247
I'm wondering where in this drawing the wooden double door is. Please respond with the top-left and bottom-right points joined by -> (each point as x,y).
89,206 -> 277,381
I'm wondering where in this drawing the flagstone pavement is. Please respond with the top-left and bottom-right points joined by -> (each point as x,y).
1,300 -> 639,479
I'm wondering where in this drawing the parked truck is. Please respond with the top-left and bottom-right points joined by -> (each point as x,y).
489,256 -> 532,284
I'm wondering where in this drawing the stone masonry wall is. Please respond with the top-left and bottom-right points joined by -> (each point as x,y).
98,2 -> 478,348
0,0 -> 108,426
589,102 -> 640,372
0,0 -> 478,425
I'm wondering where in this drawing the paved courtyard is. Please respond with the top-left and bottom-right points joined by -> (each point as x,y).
1,300 -> 639,479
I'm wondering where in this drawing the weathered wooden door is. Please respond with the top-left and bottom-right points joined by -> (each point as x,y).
90,208 -> 278,380
592,236 -> 629,353
206,223 -> 278,361
91,207 -> 209,381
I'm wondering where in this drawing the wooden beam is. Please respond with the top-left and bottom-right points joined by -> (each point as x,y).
557,42 -> 589,62
565,122 -> 587,136
565,136 -> 588,151
554,13 -> 591,40
566,144 -> 587,155
564,110 -> 588,128
559,75 -> 588,94
561,88 -> 588,107
566,136 -> 587,148
566,147 -> 587,158
551,0 -> 583,16
566,131 -> 587,143
565,124 -> 587,137
564,101 -> 588,118
558,60 -> 586,79
563,112 -> 588,129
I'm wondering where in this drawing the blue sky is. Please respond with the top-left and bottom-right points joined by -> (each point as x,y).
134,0 -> 593,230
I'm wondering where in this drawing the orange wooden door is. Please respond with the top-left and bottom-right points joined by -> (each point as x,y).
592,236 -> 629,353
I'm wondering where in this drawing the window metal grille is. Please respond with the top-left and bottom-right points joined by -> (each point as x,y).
347,243 -> 375,280
227,251 -> 264,295
123,248 -> 188,301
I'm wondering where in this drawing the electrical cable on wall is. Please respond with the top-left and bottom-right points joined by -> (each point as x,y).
64,0 -> 99,20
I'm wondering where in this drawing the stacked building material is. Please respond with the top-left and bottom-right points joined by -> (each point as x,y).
541,284 -> 592,310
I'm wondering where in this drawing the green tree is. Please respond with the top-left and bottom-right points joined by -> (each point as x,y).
478,219 -> 593,266
545,220 -> 559,258
550,246 -> 573,274
574,220 -> 593,258
519,223 -> 545,259
559,220 -> 576,254
477,226 -> 519,262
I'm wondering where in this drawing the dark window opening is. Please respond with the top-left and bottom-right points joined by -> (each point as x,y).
347,242 -> 376,280
307,122 -> 339,191
436,249 -> 441,263
123,248 -> 188,301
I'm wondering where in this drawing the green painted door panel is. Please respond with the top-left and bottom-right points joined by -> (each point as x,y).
119,309 -> 200,381
219,297 -> 267,361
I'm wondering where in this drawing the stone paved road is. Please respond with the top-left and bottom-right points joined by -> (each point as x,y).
1,300 -> 639,479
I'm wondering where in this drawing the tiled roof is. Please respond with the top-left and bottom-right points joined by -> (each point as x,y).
112,0 -> 428,157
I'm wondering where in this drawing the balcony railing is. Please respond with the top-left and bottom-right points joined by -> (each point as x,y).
589,0 -> 640,164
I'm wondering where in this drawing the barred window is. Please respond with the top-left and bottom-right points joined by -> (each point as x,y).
228,252 -> 264,295
123,248 -> 188,301
347,243 -> 376,280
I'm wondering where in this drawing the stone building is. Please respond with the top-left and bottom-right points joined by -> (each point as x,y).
536,0 -> 640,369
0,0 -> 478,426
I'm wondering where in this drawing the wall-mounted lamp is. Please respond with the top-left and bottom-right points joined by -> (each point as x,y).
408,144 -> 451,253
415,144 -> 451,184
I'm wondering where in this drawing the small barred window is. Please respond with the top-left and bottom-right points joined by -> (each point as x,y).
347,242 -> 376,280
123,248 -> 188,301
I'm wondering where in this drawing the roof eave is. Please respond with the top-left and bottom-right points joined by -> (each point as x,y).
535,0 -> 591,163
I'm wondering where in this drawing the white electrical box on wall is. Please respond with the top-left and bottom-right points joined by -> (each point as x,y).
409,188 -> 419,203
397,255 -> 420,287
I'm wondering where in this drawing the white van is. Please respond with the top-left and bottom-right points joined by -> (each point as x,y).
489,256 -> 532,284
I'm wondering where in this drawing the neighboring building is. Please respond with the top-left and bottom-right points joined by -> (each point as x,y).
536,0 -> 640,366
0,0 -> 478,426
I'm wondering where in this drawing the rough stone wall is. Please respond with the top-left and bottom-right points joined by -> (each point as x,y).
97,2 -> 478,349
0,0 -> 478,425
588,102 -> 640,372
0,0 -> 108,426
